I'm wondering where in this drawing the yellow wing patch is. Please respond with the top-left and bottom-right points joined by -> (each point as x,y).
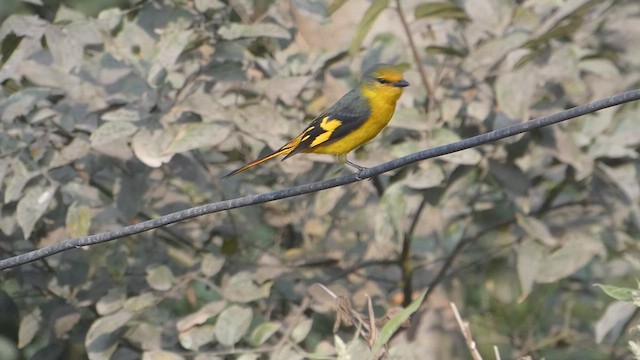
310,117 -> 342,147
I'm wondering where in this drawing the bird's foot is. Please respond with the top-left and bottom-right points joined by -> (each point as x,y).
345,160 -> 369,181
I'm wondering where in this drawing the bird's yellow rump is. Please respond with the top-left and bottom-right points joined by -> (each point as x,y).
223,63 -> 409,178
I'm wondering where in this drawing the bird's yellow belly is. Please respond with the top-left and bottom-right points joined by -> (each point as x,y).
309,102 -> 396,155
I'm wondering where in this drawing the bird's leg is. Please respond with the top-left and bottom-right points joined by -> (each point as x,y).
345,160 -> 369,181
337,155 -> 369,180
345,160 -> 367,172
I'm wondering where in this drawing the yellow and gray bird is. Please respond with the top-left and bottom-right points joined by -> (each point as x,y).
223,63 -> 409,178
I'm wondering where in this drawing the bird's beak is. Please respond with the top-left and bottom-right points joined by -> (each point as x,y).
393,79 -> 410,88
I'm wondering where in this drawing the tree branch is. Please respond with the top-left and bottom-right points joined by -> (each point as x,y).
1,89 -> 639,270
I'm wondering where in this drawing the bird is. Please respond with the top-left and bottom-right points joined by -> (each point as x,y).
223,63 -> 409,179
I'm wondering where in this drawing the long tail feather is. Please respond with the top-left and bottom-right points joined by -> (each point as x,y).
222,146 -> 292,179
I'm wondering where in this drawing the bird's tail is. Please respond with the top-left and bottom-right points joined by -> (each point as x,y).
222,145 -> 293,179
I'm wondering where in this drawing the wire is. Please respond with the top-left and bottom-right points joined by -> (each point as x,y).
1,89 -> 639,270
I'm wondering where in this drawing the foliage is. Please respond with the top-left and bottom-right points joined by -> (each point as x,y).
0,0 -> 639,359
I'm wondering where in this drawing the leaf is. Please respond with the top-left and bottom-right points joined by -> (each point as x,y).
90,121 -> 138,147
176,301 -> 227,333
600,163 -> 639,203
594,284 -> 636,302
96,288 -> 126,315
291,0 -> 328,16
462,32 -> 529,77
374,182 -> 406,257
249,322 -> 281,347
193,0 -> 225,12
17,185 -> 57,239
348,0 -> 389,55
424,45 -> 467,57
51,137 -> 91,168
314,186 -> 346,216
371,290 -> 426,356
516,214 -> 557,247
594,301 -> 636,344
290,318 -> 313,343
178,325 -> 216,351
218,23 -> 290,40
414,2 -> 467,19
495,65 -> 537,121
430,128 -> 482,165
124,293 -> 158,313
44,24 -> 84,72
404,162 -> 445,190
253,76 -> 312,105
536,233 -> 606,283
200,254 -> 225,277
131,128 -> 175,168
148,24 -> 194,84
0,88 -> 52,122
488,159 -> 530,196
66,202 -> 92,238
18,308 -> 41,348
142,350 -> 185,360
222,271 -> 272,303
52,307 -> 81,339
166,123 -> 231,154
101,108 -> 145,122
328,0 -> 349,14
214,305 -> 253,346
86,310 -> 133,360
4,160 -> 34,203
516,241 -> 544,301
146,265 -> 174,291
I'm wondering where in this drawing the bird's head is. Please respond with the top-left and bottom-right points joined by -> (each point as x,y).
360,63 -> 409,104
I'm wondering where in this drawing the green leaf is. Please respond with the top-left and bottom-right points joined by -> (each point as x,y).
146,265 -> 174,291
193,0 -> 225,12
18,308 -> 41,348
424,45 -> 467,57
90,121 -> 137,147
328,0 -> 349,15
200,254 -> 225,277
96,288 -> 126,316
348,0 -> 388,55
86,310 -> 133,360
166,123 -> 231,154
536,233 -> 605,283
594,284 -> 636,302
17,185 -> 57,239
214,305 -> 253,346
371,290 -> 426,356
176,301 -> 226,333
65,202 -> 91,238
414,2 -> 467,20
218,23 -> 290,40
375,182 -> 406,252
178,325 -> 216,351
124,293 -> 158,313
222,271 -> 272,303
249,322 -> 281,347
141,350 -> 185,360
290,318 -> 312,343
101,108 -> 145,122
595,301 -> 636,344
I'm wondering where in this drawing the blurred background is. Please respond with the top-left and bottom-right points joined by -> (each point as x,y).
1,0 -> 639,359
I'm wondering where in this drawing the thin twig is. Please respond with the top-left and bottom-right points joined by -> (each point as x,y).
451,302 -> 483,360
1,90 -> 639,270
395,0 -> 435,112
399,196 -> 428,306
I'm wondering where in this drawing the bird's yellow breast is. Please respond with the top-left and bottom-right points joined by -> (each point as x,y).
309,84 -> 402,155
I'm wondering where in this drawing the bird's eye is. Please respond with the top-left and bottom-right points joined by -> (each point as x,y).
376,78 -> 389,84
